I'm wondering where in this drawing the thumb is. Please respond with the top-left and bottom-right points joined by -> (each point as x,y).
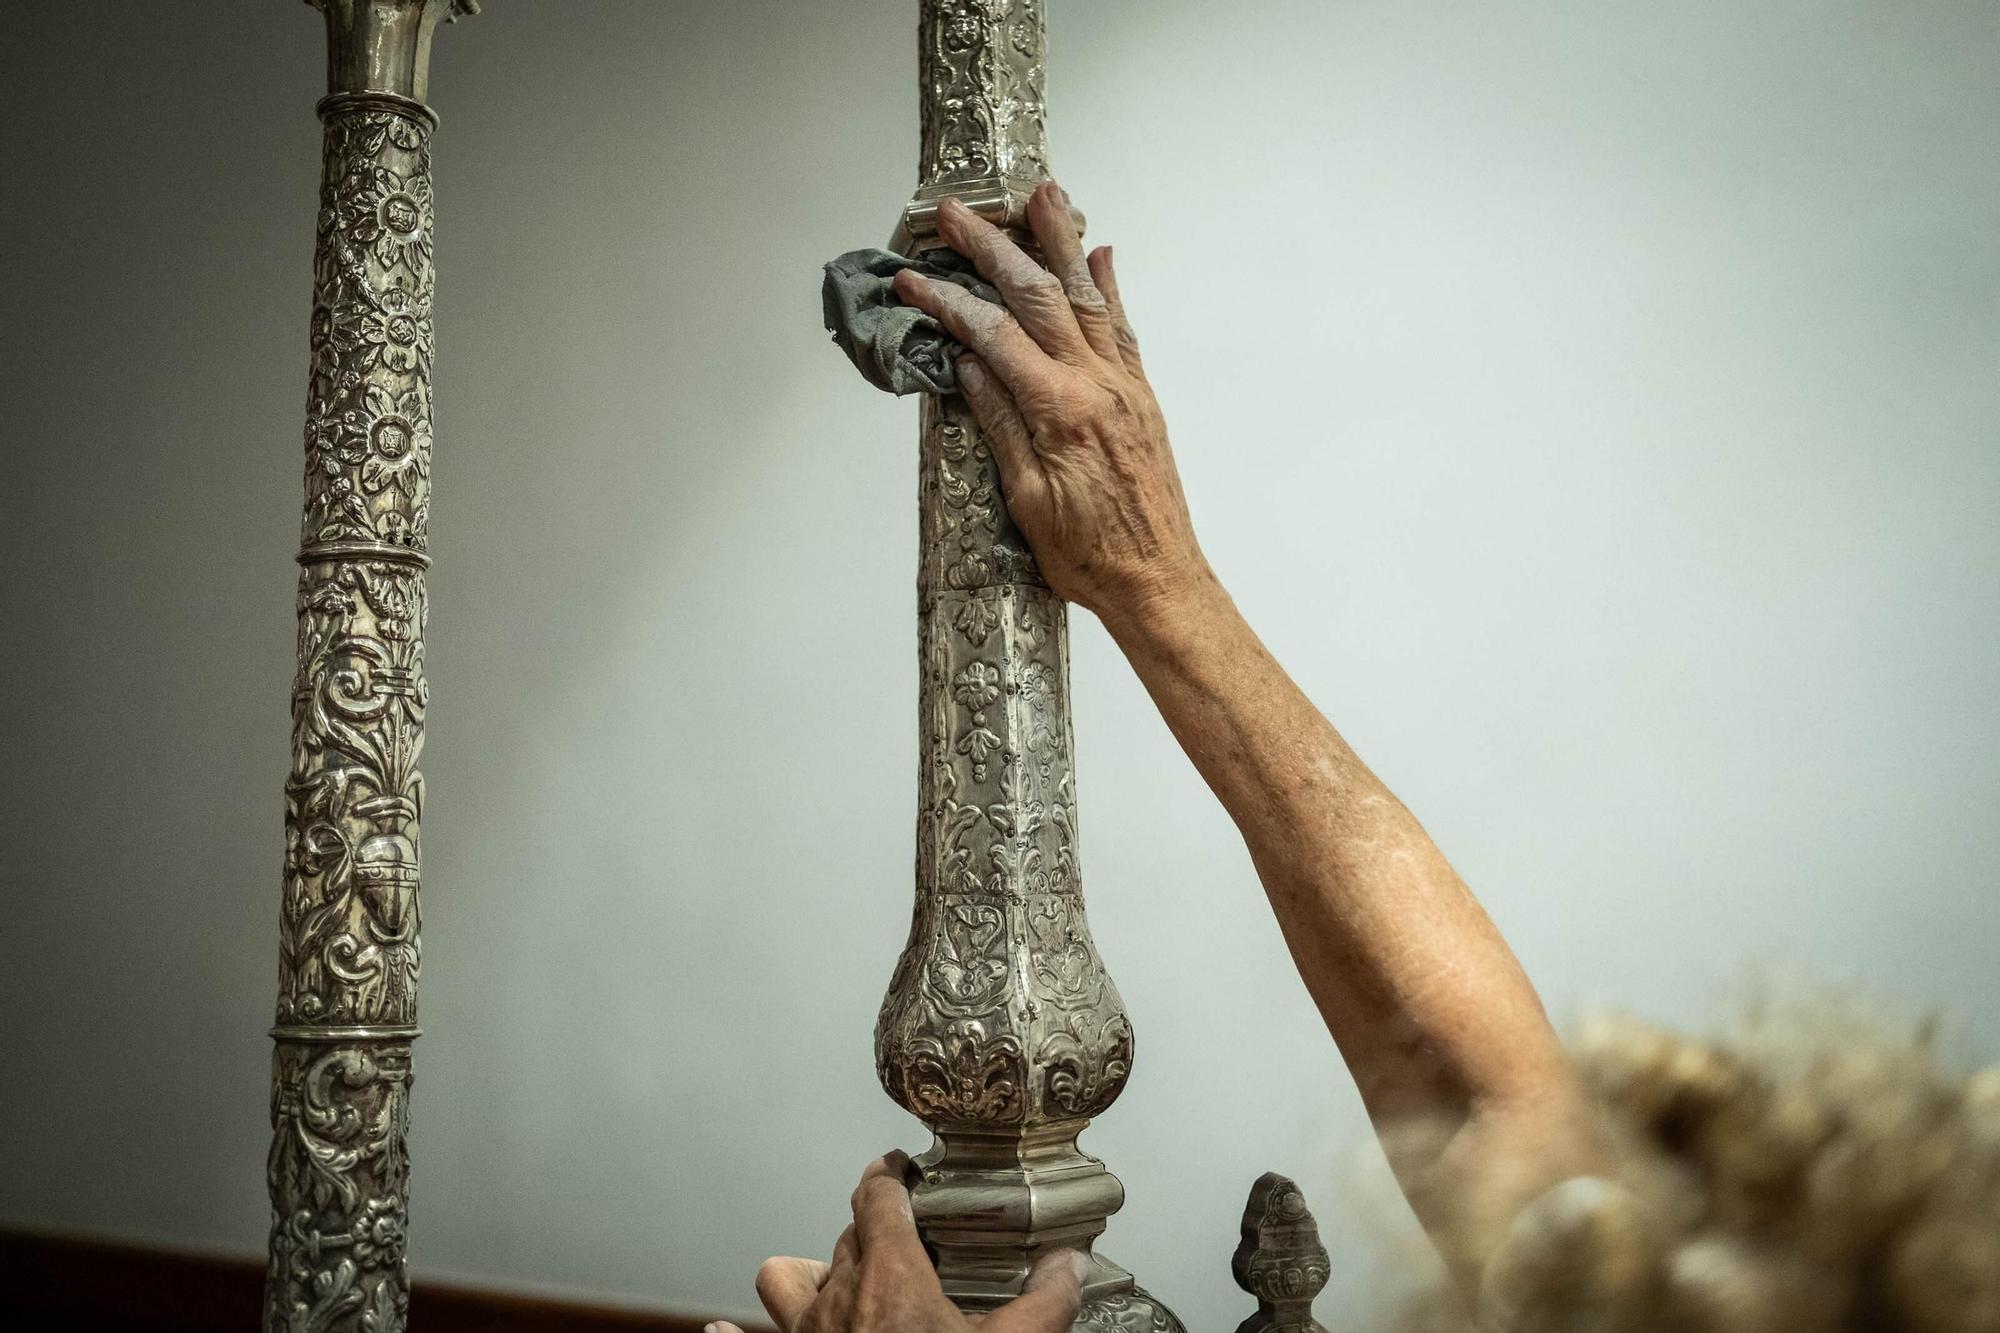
987,1250 -> 1088,1333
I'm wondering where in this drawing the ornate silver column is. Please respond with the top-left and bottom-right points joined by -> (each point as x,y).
873,6 -> 1183,1330
265,4 -> 473,1330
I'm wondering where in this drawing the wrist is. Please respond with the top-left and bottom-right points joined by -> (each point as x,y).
1097,558 -> 1236,658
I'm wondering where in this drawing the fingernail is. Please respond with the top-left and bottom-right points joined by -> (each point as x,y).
1067,1251 -> 1090,1283
704,1324 -> 720,1333
957,357 -> 984,392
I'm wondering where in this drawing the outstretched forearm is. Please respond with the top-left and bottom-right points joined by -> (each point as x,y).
1102,570 -> 1605,1279
893,181 -> 1606,1289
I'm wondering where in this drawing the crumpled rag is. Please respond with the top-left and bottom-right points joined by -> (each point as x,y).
821,247 -> 1001,395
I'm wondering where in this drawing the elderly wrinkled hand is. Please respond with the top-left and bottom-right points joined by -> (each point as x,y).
891,183 -> 1211,634
713,1152 -> 1086,1333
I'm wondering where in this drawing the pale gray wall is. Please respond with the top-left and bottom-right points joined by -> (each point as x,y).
2,1 -> 1996,1327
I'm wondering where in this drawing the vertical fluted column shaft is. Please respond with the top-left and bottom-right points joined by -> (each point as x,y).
265,5 -> 465,1330
874,7 -> 1179,1330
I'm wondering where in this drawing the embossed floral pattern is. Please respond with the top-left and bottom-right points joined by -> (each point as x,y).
310,302 -> 344,384
338,157 -> 434,277
874,8 -> 1174,1322
272,91 -> 437,1333
1076,1290 -> 1186,1333
920,0 -> 1049,185
879,405 -> 1129,1146
351,1197 -> 408,1270
341,385 -> 431,499
953,597 -> 1001,647
300,105 -> 437,554
351,287 -> 433,377
952,661 -> 1002,714
898,1022 -> 1027,1124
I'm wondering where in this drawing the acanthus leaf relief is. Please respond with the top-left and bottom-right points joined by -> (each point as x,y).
266,1040 -> 414,1333
900,1021 -> 1029,1126
1074,1290 -> 1184,1333
279,560 -> 427,1028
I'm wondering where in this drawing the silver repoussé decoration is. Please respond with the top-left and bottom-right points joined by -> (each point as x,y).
265,4 -> 474,1330
874,6 -> 1183,1331
1233,1174 -> 1333,1333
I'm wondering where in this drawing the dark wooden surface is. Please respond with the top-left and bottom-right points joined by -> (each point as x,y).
0,1228 -> 764,1332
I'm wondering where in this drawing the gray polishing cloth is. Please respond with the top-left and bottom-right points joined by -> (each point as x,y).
821,247 -> 1001,395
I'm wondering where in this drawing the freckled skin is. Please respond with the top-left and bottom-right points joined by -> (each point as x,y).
746,183 -> 1607,1333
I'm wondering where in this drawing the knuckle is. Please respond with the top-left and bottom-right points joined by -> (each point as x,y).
1060,261 -> 1106,308
972,231 -> 1012,270
1014,380 -> 1064,420
1067,283 -> 1108,312
755,1258 -> 794,1304
950,308 -> 992,344
965,301 -> 1005,334
1036,394 -> 1089,435
985,308 -> 1028,345
1024,269 -> 1065,299
932,285 -> 971,319
856,1175 -> 906,1219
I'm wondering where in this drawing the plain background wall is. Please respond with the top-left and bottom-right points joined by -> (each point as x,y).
3,1 -> 1996,1327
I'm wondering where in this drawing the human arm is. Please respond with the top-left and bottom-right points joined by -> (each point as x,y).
890,184 -> 1609,1288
